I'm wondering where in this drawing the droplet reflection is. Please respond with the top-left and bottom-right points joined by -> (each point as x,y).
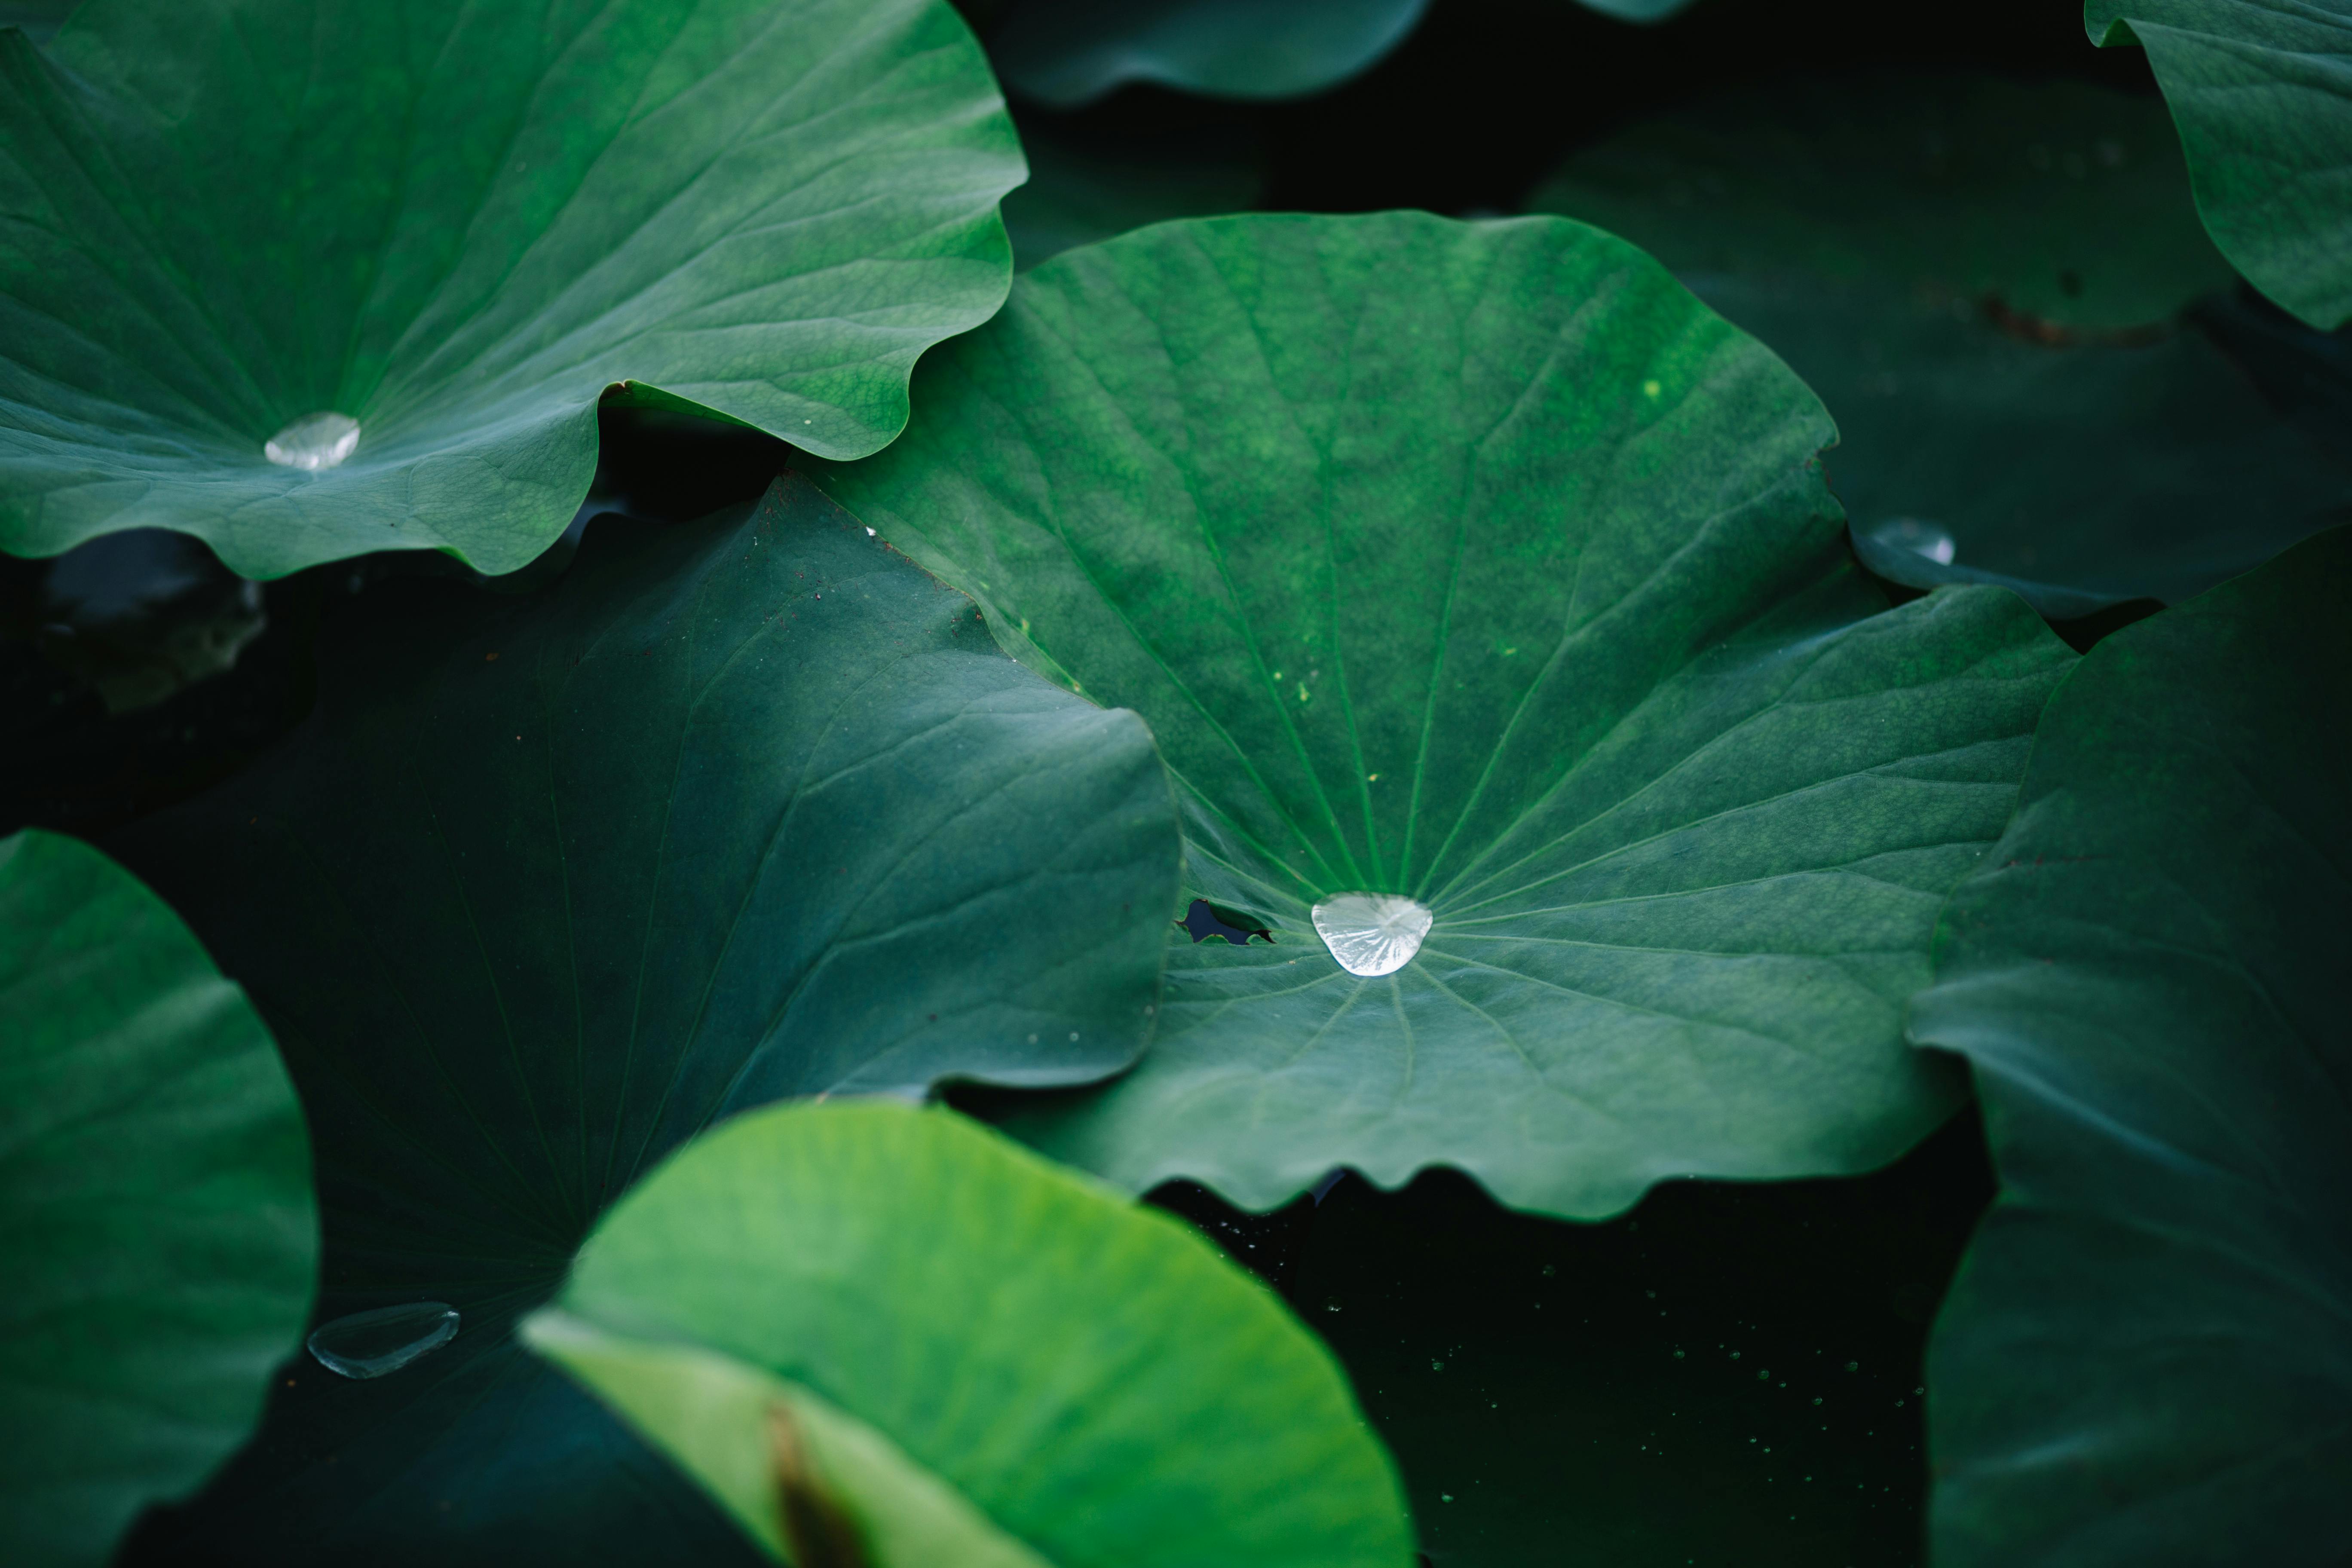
1311,892 -> 1433,977
264,411 -> 361,471
1868,517 -> 1957,566
306,1302 -> 459,1379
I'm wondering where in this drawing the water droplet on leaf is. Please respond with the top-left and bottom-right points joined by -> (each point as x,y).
1312,893 -> 1432,977
264,412 -> 361,471
1868,516 -> 1957,565
307,1302 -> 459,1379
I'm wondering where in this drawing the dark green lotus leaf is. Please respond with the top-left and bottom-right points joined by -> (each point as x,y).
812,211 -> 2075,1219
0,0 -> 1021,579
1578,0 -> 1697,18
1002,119 -> 1262,271
1689,273 -> 2351,615
1529,76 -> 2351,613
1909,527 -> 2352,1566
107,474 -> 1181,1565
2090,0 -> 2352,329
987,0 -> 1428,104
0,2 -> 72,43
1528,74 -> 2232,333
529,1099 -> 1416,1567
0,829 -> 315,1568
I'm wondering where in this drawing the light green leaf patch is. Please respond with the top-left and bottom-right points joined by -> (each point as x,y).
108,475 -> 1181,1563
813,211 -> 2076,1219
2090,0 -> 2352,328
1910,527 -> 2352,1566
0,829 -> 315,1568
0,0 -> 1022,577
530,1100 -> 1417,1568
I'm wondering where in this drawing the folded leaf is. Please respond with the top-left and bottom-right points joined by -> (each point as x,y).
531,1100 -> 1417,1568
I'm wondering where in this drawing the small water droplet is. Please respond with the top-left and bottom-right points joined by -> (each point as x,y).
264,412 -> 361,471
1868,517 -> 1957,566
307,1302 -> 459,1379
1311,892 -> 1433,977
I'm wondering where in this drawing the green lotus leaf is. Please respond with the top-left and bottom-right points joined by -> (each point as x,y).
811,211 -> 2076,1219
2089,0 -> 2352,329
1690,273 -> 2351,615
528,1099 -> 1417,1567
0,0 -> 1022,579
1528,74 -> 2233,333
1529,75 -> 2350,614
0,829 -> 315,1568
1909,526 -> 2352,1565
987,0 -> 1428,105
108,474 -> 1181,1564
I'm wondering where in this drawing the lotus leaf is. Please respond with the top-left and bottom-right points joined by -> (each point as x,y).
987,0 -> 1429,104
813,211 -> 2076,1219
1527,74 -> 2231,333
109,475 -> 1181,1563
530,1099 -> 1417,1567
0,829 -> 315,1568
1910,526 -> 2352,1565
2089,0 -> 2352,328
1529,77 -> 2349,612
1691,274 -> 2350,615
0,0 -> 1021,578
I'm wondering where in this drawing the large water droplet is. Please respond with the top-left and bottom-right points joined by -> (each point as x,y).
264,412 -> 361,472
1868,517 -> 1957,566
1312,892 -> 1432,977
307,1302 -> 459,1379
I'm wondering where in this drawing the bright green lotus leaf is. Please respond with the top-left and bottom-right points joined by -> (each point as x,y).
1689,273 -> 2351,615
527,1099 -> 1417,1567
0,0 -> 1022,579
106,475 -> 1181,1565
987,0 -> 1427,104
1528,74 -> 2232,332
1909,527 -> 2352,1566
2090,0 -> 2352,329
810,211 -> 2076,1219
1003,120 -> 1262,271
0,829 -> 315,1568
